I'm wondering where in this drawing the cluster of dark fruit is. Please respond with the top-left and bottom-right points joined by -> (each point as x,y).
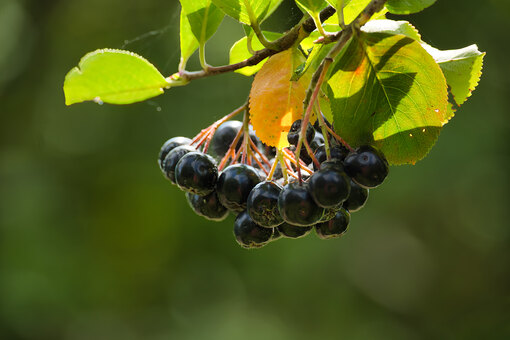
158,118 -> 389,249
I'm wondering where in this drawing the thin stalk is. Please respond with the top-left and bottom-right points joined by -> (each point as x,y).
266,157 -> 279,181
303,138 -> 321,170
277,149 -> 289,185
199,43 -> 209,71
315,102 -> 331,160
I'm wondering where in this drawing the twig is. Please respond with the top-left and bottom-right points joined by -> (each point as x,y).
170,7 -> 337,83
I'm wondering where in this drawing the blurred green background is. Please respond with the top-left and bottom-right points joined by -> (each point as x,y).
1,0 -> 509,339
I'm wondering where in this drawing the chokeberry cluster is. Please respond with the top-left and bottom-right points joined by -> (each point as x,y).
158,106 -> 389,249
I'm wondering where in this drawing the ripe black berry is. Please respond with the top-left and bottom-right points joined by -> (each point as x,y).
175,152 -> 218,195
234,210 -> 273,249
158,136 -> 192,169
216,164 -> 261,212
186,191 -> 228,221
343,145 -> 389,188
162,145 -> 196,183
247,181 -> 284,227
278,182 -> 324,226
287,119 -> 315,146
314,145 -> 349,167
210,120 -> 242,157
343,179 -> 369,212
278,223 -> 312,239
308,161 -> 351,208
315,208 -> 350,239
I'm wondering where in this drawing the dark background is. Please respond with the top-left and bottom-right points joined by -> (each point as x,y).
1,0 -> 509,339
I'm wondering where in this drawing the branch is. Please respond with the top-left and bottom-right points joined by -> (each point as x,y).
171,6 -> 337,83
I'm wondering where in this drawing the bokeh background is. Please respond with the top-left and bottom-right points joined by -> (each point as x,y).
1,0 -> 509,339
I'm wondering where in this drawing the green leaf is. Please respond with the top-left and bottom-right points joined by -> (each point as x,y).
64,49 -> 169,105
325,0 -> 388,25
423,43 -> 485,119
326,33 -> 448,165
361,19 -> 421,41
179,0 -> 224,45
229,31 -> 283,76
385,0 -> 436,14
211,0 -> 282,25
295,0 -> 328,16
179,9 -> 199,70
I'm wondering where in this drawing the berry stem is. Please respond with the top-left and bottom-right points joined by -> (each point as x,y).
282,148 -> 310,170
218,125 -> 244,171
315,102 -> 331,160
295,59 -> 331,183
277,149 -> 289,185
266,156 -> 280,181
282,150 -> 313,175
241,110 -> 251,164
303,138 -> 321,170
201,103 -> 248,153
324,123 -> 354,152
249,137 -> 271,168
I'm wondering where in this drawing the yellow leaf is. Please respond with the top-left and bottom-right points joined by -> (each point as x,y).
249,48 -> 311,148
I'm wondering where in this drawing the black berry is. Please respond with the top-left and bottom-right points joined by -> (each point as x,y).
158,136 -> 192,169
216,164 -> 261,212
314,145 -> 349,166
186,191 -> 229,221
315,208 -> 350,239
233,211 -> 273,249
287,119 -> 315,146
247,181 -> 284,227
308,161 -> 351,208
175,152 -> 218,195
210,121 -> 242,158
278,223 -> 312,239
162,145 -> 196,183
343,145 -> 389,188
278,182 -> 324,226
343,179 -> 369,212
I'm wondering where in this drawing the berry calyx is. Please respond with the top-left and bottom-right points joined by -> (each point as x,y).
315,208 -> 350,239
343,179 -> 369,212
175,152 -> 218,195
216,164 -> 261,212
247,181 -> 284,228
233,211 -> 273,249
278,182 -> 324,226
158,136 -> 192,169
309,161 -> 351,208
186,191 -> 229,221
161,145 -> 196,183
343,145 -> 389,188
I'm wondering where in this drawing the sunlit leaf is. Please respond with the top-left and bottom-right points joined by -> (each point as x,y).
229,31 -> 283,76
325,0 -> 388,25
179,0 -> 224,45
211,0 -> 283,25
64,49 -> 169,105
385,0 -> 436,14
423,43 -> 485,119
326,33 -> 448,165
179,10 -> 199,69
250,48 -> 312,148
295,0 -> 328,17
361,19 -> 421,41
